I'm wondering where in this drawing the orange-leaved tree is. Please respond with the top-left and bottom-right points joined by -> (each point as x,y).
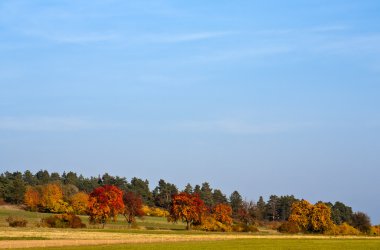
309,202 -> 334,233
40,183 -> 65,213
213,203 -> 233,226
168,192 -> 205,230
24,186 -> 40,211
70,192 -> 89,215
288,199 -> 313,232
87,185 -> 124,227
122,191 -> 145,225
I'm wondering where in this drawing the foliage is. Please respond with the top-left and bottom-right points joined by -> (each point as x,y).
330,201 -> 353,225
168,192 -> 206,230
212,189 -> 228,204
87,185 -> 124,226
123,192 -> 145,225
195,215 -> 231,232
152,179 -> 178,209
142,206 -> 169,217
213,203 -> 233,226
231,223 -> 259,232
287,200 -> 334,234
370,225 -> 380,236
309,203 -> 334,233
40,183 -> 67,213
6,216 -> 28,227
0,172 -> 26,204
40,213 -> 86,228
325,222 -> 360,236
24,186 -> 40,211
350,212 -> 371,233
288,200 -> 313,232
237,201 -> 255,226
70,192 -> 89,215
200,182 -> 214,207
278,221 -> 301,234
229,191 -> 243,216
130,178 -> 153,206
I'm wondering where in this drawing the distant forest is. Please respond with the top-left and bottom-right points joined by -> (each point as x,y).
0,170 -> 369,226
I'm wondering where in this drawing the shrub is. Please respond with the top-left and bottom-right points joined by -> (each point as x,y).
278,221 -> 300,234
370,225 -> 380,236
6,216 -> 28,227
194,216 -> 232,232
142,206 -> 169,217
325,223 -> 360,236
232,223 -> 259,232
40,213 -> 86,228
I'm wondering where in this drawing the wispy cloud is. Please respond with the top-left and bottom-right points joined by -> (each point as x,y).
143,31 -> 236,43
24,31 -> 119,44
174,120 -> 315,135
0,117 -> 123,131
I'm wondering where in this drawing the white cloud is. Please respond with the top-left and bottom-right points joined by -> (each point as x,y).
24,30 -> 118,44
144,31 -> 235,43
174,120 -> 315,135
0,117 -> 122,131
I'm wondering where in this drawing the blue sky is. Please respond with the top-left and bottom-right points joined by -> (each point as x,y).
1,0 -> 380,223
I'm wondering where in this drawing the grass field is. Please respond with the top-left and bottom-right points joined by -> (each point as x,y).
10,239 -> 380,250
1,206 -> 380,249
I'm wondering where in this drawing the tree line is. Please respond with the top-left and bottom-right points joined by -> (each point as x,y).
0,170 -> 376,233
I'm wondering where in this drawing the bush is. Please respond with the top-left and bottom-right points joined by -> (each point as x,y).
278,221 -> 300,234
232,223 -> 259,232
142,206 -> 169,217
325,223 -> 360,236
6,216 -> 28,227
194,216 -> 232,232
370,225 -> 380,236
40,213 -> 86,228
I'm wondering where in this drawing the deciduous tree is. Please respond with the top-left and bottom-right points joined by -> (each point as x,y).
309,202 -> 333,233
213,203 -> 233,226
24,186 -> 40,211
288,200 -> 313,232
40,183 -> 65,213
70,192 -> 89,215
87,185 -> 124,227
122,191 -> 145,225
168,192 -> 205,230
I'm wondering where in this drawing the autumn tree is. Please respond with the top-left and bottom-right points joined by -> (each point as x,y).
237,201 -> 255,226
168,192 -> 205,230
40,183 -> 66,213
288,200 -> 313,232
70,192 -> 89,215
309,202 -> 333,233
213,203 -> 233,226
87,185 -> 124,227
122,191 -> 145,225
24,186 -> 40,211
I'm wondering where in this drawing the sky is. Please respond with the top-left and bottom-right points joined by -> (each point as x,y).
0,0 -> 379,223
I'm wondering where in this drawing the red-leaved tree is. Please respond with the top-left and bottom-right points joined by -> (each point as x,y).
168,192 -> 205,230
87,185 -> 124,227
123,191 -> 145,225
